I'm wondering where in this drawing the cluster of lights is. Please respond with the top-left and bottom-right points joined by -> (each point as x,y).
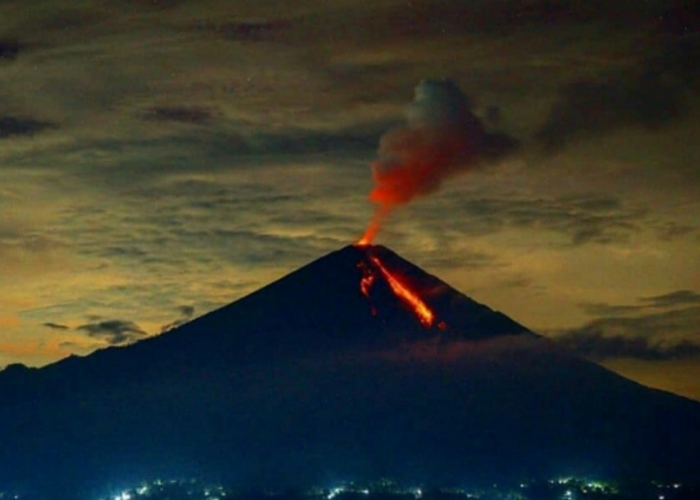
324,483 -> 422,500
97,478 -> 226,500
85,476 -> 691,500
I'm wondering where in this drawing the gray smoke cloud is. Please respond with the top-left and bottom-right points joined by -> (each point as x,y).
361,79 -> 519,242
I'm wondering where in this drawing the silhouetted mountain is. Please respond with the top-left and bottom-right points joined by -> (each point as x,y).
1,245 -> 699,499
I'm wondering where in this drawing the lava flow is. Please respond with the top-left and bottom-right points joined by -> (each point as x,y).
357,248 -> 435,328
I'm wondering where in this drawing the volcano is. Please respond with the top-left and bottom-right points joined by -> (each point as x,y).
1,245 -> 699,498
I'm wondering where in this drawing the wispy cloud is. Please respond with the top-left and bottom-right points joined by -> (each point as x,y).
43,322 -> 70,331
0,39 -> 21,60
535,31 -> 700,152
640,290 -> 700,308
554,291 -> 700,361
142,106 -> 216,125
0,117 -> 55,139
555,322 -> 700,361
195,20 -> 289,42
76,319 -> 146,346
160,305 -> 196,333
448,195 -> 646,245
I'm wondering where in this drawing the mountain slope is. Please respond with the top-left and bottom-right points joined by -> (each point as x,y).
0,245 -> 699,498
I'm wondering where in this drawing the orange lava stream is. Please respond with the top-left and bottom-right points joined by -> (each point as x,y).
369,256 -> 434,328
358,262 -> 378,317
359,263 -> 376,298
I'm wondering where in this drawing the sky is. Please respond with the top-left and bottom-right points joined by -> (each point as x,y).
1,0 -> 699,400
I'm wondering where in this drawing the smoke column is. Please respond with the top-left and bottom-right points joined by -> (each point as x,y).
359,79 -> 517,244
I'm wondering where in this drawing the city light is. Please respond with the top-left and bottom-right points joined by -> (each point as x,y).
4,474 -> 695,500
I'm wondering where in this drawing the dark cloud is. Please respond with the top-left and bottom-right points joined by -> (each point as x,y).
143,106 -> 215,125
655,1 -> 700,38
555,325 -> 700,361
536,36 -> 700,151
40,9 -> 104,31
650,38 -> 700,84
456,195 -> 644,245
534,0 -> 700,153
0,39 -> 21,60
121,0 -> 188,9
581,290 -> 700,317
580,302 -> 645,317
556,295 -> 700,360
43,322 -> 70,331
197,20 -> 288,42
0,117 -> 55,139
76,320 -> 146,346
376,0 -> 648,39
641,290 -> 700,308
0,124 -> 378,184
177,305 -> 195,317
536,71 -> 684,151
466,0 -> 599,32
160,305 -> 196,333
655,221 -> 696,241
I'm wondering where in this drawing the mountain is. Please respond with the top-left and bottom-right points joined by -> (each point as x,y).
1,244 -> 699,498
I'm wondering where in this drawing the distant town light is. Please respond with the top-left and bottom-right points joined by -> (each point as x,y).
327,487 -> 345,500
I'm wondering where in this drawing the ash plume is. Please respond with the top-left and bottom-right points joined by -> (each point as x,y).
360,79 -> 518,243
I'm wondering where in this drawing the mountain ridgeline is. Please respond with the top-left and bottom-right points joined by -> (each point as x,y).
1,245 -> 699,498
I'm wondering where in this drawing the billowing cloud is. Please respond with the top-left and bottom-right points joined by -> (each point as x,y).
361,79 -> 519,242
76,320 -> 146,346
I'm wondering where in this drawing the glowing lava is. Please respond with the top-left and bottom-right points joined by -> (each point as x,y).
358,261 -> 378,317
357,249 -> 435,328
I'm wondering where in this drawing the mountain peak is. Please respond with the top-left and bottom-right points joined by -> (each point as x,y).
1,244 -> 700,497
353,244 -> 531,338
150,243 -> 531,362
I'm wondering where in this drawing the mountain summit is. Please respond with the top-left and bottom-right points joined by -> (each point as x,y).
1,245 -> 699,498
151,244 -> 531,359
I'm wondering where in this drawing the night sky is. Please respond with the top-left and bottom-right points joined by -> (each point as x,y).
1,1 -> 699,400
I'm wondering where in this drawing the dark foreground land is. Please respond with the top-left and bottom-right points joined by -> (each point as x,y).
2,247 -> 699,496
5,476 -> 699,500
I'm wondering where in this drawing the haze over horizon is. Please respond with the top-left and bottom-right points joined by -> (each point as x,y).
1,1 -> 699,400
